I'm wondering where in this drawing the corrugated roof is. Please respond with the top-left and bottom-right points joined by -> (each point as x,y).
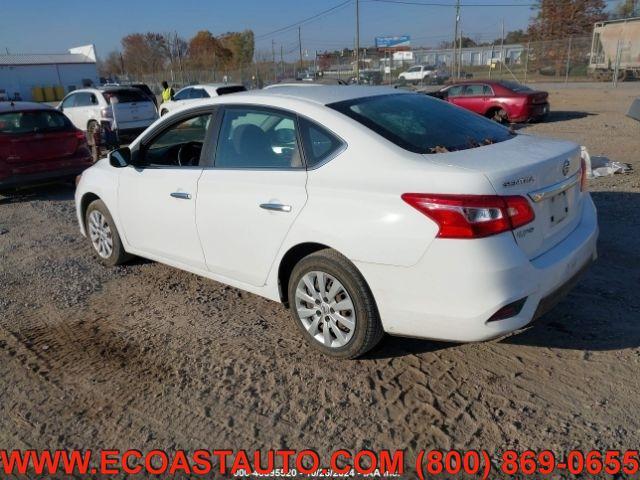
0,53 -> 95,66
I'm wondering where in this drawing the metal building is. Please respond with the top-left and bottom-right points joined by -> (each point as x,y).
0,45 -> 99,102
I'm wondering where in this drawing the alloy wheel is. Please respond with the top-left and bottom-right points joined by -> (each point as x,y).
88,210 -> 113,259
295,271 -> 356,348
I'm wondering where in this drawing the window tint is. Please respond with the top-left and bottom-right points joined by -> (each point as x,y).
464,84 -> 485,96
0,110 -> 73,134
61,94 -> 77,108
190,89 -> 210,99
446,85 -> 464,97
329,93 -> 515,154
216,85 -> 247,96
215,107 -> 302,169
140,113 -> 212,167
299,118 -> 344,168
73,92 -> 93,107
483,85 -> 494,95
408,66 -> 421,73
498,81 -> 532,93
173,88 -> 191,101
102,89 -> 148,104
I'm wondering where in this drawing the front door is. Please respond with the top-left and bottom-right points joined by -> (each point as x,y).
118,111 -> 215,270
196,105 -> 308,287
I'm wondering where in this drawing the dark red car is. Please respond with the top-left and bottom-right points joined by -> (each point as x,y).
0,102 -> 92,191
429,80 -> 550,123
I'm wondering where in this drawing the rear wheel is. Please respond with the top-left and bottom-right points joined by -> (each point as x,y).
85,199 -> 131,266
489,108 -> 509,124
288,249 -> 383,359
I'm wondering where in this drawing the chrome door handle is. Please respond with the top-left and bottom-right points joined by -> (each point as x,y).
170,192 -> 192,200
260,203 -> 292,213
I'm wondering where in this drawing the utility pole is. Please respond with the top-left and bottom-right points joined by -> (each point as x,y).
355,0 -> 361,83
499,19 -> 505,78
298,26 -> 304,75
452,0 -> 460,79
272,40 -> 276,83
280,44 -> 284,79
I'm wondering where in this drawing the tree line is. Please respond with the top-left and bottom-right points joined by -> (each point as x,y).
99,30 -> 255,78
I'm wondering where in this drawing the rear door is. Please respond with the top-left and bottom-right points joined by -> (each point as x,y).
196,105 -> 308,286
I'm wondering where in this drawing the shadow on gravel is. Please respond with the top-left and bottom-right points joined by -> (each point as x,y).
503,191 -> 640,352
0,183 -> 75,204
364,336 -> 453,359
512,111 -> 596,130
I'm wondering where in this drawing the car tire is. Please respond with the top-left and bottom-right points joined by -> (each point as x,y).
160,109 -> 168,116
490,108 -> 509,124
288,249 -> 383,359
85,199 -> 131,267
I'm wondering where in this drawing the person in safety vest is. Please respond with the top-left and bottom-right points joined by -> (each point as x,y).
161,81 -> 174,102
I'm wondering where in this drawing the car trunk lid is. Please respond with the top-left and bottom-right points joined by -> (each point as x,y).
428,134 -> 583,259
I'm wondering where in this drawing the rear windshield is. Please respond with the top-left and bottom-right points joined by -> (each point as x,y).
102,89 -> 149,104
0,110 -> 73,134
329,93 -> 515,154
216,85 -> 247,96
499,81 -> 532,92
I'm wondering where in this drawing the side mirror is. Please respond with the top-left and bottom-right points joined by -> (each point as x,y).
109,147 -> 131,168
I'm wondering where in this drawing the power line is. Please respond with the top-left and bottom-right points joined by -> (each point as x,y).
255,0 -> 353,40
366,0 -> 536,7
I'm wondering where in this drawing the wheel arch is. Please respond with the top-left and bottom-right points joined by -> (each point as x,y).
80,192 -> 101,229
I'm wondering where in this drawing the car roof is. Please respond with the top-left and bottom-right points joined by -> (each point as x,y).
249,85 -> 408,105
0,101 -> 54,113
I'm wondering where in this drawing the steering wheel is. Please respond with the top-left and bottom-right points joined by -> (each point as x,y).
177,141 -> 203,166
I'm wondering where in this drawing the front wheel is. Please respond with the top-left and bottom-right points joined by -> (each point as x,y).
490,108 -> 509,124
85,199 -> 132,266
288,249 -> 383,359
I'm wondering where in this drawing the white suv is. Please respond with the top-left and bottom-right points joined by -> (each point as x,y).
160,83 -> 246,116
59,87 -> 158,142
398,65 -> 437,84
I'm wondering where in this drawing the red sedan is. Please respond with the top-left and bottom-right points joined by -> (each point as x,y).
0,102 -> 92,191
429,80 -> 550,123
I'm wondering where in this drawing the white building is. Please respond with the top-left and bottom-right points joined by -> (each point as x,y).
0,45 -> 99,101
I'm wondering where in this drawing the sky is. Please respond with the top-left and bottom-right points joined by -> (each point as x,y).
0,0 -> 606,60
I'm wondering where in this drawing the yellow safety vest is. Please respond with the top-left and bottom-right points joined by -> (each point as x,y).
162,88 -> 172,102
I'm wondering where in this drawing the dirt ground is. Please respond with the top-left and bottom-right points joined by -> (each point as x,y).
1,84 -> 639,475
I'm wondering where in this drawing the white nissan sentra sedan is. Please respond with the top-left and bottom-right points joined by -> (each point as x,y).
74,86 -> 598,358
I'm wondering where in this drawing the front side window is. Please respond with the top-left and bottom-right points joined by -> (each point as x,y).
408,66 -> 421,73
446,85 -> 464,98
329,93 -> 515,154
215,107 -> 302,169
464,84 -> 485,96
139,113 -> 212,167
61,94 -> 77,109
299,118 -> 344,168
173,88 -> 191,101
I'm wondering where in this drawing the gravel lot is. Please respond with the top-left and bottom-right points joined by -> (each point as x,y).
1,84 -> 639,473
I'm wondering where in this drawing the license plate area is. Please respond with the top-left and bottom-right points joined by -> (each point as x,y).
549,191 -> 569,226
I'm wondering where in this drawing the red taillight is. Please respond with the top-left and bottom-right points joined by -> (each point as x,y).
580,156 -> 588,192
401,193 -> 535,239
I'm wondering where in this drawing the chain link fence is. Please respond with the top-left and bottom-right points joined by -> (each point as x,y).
127,35 -> 637,90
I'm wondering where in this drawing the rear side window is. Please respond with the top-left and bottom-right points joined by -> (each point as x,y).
0,110 -> 73,134
190,89 -> 210,99
299,118 -> 344,168
102,89 -> 148,104
329,93 -> 515,154
216,86 -> 247,96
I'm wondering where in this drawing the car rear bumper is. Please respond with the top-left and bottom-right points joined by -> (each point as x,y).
0,164 -> 91,190
355,194 -> 598,342
511,102 -> 550,122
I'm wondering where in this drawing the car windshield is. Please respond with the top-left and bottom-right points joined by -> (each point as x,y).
328,93 -> 515,154
0,110 -> 73,134
499,81 -> 532,92
102,89 -> 149,104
